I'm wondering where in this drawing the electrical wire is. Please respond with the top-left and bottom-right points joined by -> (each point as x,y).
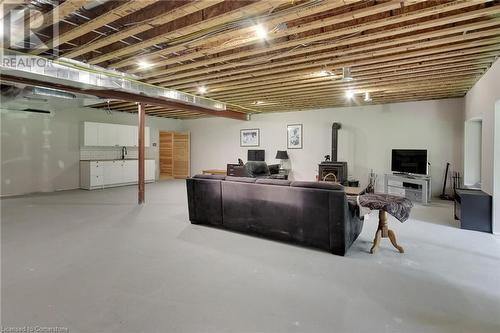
103,0 -> 327,63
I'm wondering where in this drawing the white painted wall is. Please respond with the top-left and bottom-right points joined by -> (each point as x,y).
465,58 -> 500,233
464,119 -> 482,188
183,98 -> 464,196
494,101 -> 500,234
0,101 -> 182,196
465,58 -> 500,195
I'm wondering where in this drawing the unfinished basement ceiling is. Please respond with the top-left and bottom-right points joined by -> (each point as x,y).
7,0 -> 500,119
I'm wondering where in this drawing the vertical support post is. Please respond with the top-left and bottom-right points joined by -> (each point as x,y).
138,102 -> 145,204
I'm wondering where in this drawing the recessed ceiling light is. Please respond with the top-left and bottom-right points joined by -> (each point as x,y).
138,60 -> 153,69
364,92 -> 372,102
254,24 -> 267,39
197,86 -> 207,94
345,90 -> 354,99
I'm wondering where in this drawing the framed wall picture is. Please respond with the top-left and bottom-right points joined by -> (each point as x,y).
287,124 -> 303,149
240,128 -> 260,147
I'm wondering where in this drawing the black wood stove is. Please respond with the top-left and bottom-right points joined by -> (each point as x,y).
318,122 -> 348,184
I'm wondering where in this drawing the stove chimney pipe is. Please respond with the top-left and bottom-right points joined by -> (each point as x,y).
332,122 -> 341,162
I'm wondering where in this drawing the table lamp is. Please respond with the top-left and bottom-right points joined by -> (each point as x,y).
275,150 -> 289,169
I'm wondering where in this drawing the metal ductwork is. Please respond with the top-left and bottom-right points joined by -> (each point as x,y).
27,86 -> 76,99
0,49 -> 232,113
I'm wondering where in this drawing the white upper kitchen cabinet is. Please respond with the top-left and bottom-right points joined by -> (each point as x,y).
82,122 -> 150,147
83,122 -> 99,146
98,123 -> 118,146
117,125 -> 135,147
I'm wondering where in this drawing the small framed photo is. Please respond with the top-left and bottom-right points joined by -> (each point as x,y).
240,128 -> 260,147
287,124 -> 303,149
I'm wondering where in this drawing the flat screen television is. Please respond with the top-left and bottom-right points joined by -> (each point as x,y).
391,149 -> 428,175
248,149 -> 265,161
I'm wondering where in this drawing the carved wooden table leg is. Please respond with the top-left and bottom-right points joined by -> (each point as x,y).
388,230 -> 404,253
369,229 -> 382,254
369,210 -> 404,254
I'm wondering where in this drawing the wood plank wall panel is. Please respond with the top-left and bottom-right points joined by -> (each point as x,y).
172,133 -> 189,179
159,132 -> 173,177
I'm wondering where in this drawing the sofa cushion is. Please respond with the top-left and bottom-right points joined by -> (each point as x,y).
193,174 -> 226,180
290,181 -> 344,191
225,176 -> 257,183
256,179 -> 292,186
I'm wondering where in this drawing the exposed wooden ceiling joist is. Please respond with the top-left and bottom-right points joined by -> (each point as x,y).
31,0 -> 157,55
158,19 -> 500,89
147,1 -> 498,84
87,0 -> 289,65
9,0 -> 500,119
117,0 -> 370,72
180,55 -> 497,94
62,0 -> 225,59
35,0 -> 87,32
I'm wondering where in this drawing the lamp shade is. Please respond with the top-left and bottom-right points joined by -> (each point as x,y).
275,150 -> 289,159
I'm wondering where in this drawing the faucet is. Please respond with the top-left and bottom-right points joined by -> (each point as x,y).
121,146 -> 127,160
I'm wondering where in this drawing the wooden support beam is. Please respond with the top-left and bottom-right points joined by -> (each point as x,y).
0,74 -> 248,120
138,102 -> 145,204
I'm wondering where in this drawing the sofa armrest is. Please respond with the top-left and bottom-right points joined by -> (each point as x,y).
186,178 -> 223,225
343,201 -> 363,252
328,193 -> 364,255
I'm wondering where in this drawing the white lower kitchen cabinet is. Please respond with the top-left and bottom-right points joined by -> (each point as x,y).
80,160 -> 155,190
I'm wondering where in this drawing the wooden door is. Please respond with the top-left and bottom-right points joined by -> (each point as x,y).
159,131 -> 189,179
159,132 -> 173,178
173,132 -> 189,179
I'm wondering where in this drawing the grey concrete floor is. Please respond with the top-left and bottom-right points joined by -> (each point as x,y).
1,180 -> 500,333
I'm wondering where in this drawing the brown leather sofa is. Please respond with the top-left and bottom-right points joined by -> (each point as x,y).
186,174 -> 363,256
